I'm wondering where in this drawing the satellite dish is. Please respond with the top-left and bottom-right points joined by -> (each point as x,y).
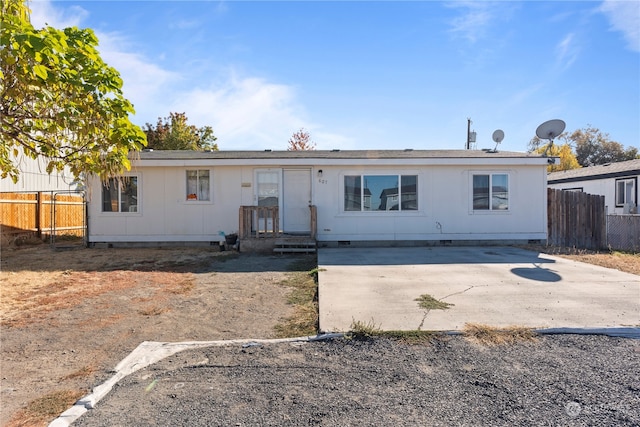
492,129 -> 504,143
536,119 -> 566,141
488,129 -> 504,152
535,119 -> 566,157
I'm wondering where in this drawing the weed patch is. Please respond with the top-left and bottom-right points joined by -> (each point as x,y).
274,257 -> 319,337
463,323 -> 538,346
61,365 -> 95,381
346,321 -> 444,343
347,318 -> 381,340
522,244 -> 640,275
167,278 -> 195,294
380,330 -> 446,345
274,303 -> 318,337
8,389 -> 84,427
415,294 -> 454,310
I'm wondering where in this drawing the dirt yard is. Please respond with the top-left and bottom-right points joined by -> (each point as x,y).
0,242 -> 637,426
524,245 -> 640,276
0,244 -> 304,427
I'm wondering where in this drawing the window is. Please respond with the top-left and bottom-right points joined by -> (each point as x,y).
256,171 -> 279,207
615,178 -> 636,207
102,177 -> 138,212
473,173 -> 508,210
186,170 -> 210,201
344,174 -> 418,212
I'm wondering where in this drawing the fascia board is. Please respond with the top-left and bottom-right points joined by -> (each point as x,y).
134,157 -> 549,168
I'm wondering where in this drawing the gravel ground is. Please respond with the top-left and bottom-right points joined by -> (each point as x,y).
74,334 -> 639,426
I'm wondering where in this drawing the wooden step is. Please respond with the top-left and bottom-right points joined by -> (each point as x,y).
273,238 -> 317,254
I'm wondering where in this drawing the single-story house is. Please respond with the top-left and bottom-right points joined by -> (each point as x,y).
86,149 -> 554,247
547,159 -> 640,214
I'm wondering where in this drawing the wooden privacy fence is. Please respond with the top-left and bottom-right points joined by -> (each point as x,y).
0,191 -> 85,242
547,188 -> 606,249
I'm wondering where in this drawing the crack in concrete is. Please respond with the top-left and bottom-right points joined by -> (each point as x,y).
417,309 -> 431,331
441,286 -> 475,300
417,285 -> 489,330
441,284 -> 492,300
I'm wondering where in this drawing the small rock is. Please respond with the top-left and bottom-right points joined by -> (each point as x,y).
242,342 -> 262,349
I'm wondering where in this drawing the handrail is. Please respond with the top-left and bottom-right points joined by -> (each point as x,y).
239,206 -> 280,239
309,205 -> 317,240
239,205 -> 318,239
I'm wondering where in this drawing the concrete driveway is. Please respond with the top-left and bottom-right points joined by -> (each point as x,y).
318,246 -> 640,332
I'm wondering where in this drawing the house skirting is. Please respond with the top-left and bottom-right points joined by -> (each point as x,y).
317,239 -> 544,248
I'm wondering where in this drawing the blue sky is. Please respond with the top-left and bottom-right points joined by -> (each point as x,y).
30,1 -> 639,152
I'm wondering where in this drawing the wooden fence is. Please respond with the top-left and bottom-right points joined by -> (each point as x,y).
0,191 -> 85,242
547,188 -> 606,249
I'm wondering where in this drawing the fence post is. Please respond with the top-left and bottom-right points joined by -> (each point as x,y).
36,191 -> 43,239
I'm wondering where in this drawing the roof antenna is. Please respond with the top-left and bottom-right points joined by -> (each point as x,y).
535,119 -> 566,157
489,129 -> 504,153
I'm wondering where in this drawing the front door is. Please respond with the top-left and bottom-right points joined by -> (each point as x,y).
255,170 -> 280,233
283,169 -> 311,234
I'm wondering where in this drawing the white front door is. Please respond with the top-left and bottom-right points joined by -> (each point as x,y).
283,169 -> 311,234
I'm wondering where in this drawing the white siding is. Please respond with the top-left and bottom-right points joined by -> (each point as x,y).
88,161 -> 548,243
88,166 -> 257,242
0,155 -> 77,192
549,175 -> 639,215
314,165 -> 547,242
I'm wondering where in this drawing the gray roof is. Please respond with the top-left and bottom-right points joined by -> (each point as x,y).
547,159 -> 640,183
136,149 -> 541,160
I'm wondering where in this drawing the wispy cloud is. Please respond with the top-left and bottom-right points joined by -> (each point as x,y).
446,1 -> 518,45
169,19 -> 201,30
445,0 -> 520,70
599,0 -> 640,52
508,83 -> 545,108
555,33 -> 580,71
446,1 -> 495,43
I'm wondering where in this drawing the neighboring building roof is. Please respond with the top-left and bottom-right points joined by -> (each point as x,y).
547,159 -> 640,184
135,149 -> 543,161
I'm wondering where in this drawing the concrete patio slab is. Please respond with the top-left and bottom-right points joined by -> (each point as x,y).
318,246 -> 640,332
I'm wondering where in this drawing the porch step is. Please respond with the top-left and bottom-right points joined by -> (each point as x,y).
274,238 -> 317,254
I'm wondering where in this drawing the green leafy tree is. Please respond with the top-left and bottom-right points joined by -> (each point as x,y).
143,112 -> 218,151
569,126 -> 638,167
528,125 -> 638,168
0,0 -> 147,183
287,128 -> 315,150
